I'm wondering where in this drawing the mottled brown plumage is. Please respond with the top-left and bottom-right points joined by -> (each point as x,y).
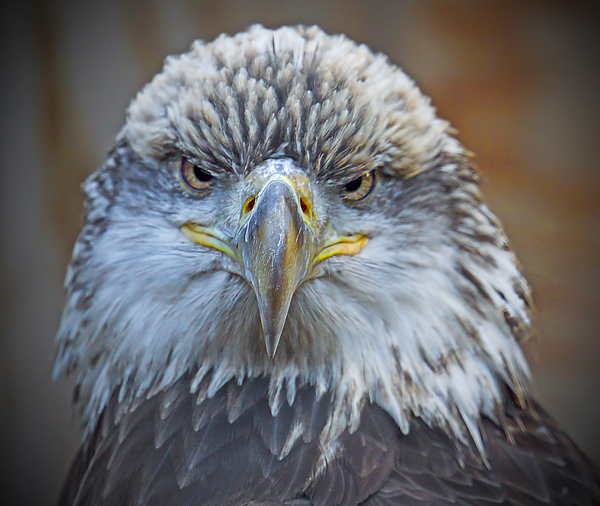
56,25 -> 599,504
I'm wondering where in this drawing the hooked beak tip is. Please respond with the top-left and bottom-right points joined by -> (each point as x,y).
264,333 -> 280,359
255,294 -> 289,359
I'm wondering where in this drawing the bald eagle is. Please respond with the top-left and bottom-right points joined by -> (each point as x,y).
55,25 -> 599,505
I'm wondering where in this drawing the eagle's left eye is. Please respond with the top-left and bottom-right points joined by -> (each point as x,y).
180,158 -> 213,191
341,171 -> 376,202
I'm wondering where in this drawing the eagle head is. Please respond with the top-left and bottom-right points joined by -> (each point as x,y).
55,25 -> 532,447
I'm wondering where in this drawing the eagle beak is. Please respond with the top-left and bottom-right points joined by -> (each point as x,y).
237,173 -> 315,358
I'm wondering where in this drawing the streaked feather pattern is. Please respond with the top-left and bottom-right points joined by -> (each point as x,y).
55,25 -> 600,504
59,375 -> 599,505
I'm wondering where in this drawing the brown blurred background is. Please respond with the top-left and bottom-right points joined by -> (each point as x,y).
1,0 -> 598,504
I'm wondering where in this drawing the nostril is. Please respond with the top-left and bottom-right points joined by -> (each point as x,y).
243,196 -> 256,214
300,196 -> 311,217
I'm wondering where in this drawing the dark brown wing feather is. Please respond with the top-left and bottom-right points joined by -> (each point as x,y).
58,376 -> 600,505
59,375 -> 332,505
358,399 -> 600,505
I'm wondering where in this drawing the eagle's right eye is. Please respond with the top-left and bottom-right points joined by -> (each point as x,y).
180,158 -> 213,191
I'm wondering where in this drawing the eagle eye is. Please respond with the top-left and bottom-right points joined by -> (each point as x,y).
342,171 -> 375,202
180,158 -> 213,191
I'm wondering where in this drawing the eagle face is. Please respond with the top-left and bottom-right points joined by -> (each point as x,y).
55,25 -> 599,505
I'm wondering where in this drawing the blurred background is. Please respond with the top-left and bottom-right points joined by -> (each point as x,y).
1,0 -> 598,504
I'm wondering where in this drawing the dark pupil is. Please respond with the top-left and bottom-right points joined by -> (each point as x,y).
194,166 -> 212,182
344,176 -> 363,193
